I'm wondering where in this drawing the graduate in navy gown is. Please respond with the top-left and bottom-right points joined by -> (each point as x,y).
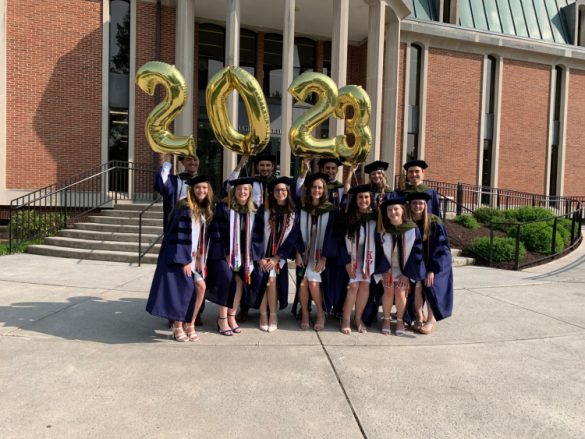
336,184 -> 378,335
396,159 -> 441,217
294,173 -> 338,331
364,160 -> 394,207
154,154 -> 199,231
374,197 -> 426,336
406,192 -> 453,334
251,177 -> 299,332
146,175 -> 213,342
295,158 -> 345,208
205,177 -> 264,336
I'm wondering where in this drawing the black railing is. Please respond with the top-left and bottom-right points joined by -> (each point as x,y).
9,161 -> 158,253
138,196 -> 164,266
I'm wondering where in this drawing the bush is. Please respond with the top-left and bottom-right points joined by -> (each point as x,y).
454,214 -> 480,230
10,210 -> 67,241
514,206 -> 554,223
554,218 -> 575,246
472,207 -> 505,225
464,236 -> 526,262
508,222 -> 564,254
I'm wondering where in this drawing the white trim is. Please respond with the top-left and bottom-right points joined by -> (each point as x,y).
223,0 -> 239,178
0,0 -> 6,202
401,42 -> 411,165
476,55 -> 488,187
418,44 -> 428,160
280,0 -> 295,177
331,0 -> 349,139
128,0 -> 136,165
491,56 -> 503,190
101,0 -> 110,167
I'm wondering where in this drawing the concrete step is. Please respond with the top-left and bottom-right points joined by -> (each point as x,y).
452,256 -> 475,267
74,222 -> 163,235
26,245 -> 158,264
113,202 -> 163,212
59,228 -> 160,244
451,248 -> 462,257
100,209 -> 162,219
45,236 -> 162,254
87,215 -> 164,227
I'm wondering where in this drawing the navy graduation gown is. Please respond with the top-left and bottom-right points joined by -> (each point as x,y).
247,209 -> 300,310
205,202 -> 265,308
154,163 -> 190,231
146,204 -> 196,322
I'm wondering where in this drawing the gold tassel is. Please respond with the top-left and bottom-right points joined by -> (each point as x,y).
377,206 -> 384,233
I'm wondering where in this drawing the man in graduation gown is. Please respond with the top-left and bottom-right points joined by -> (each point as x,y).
364,160 -> 394,207
396,160 -> 441,217
155,154 -> 199,231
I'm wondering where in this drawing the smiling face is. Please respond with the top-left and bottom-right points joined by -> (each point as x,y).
193,182 -> 209,202
321,163 -> 338,181
234,184 -> 251,205
273,183 -> 288,205
406,166 -> 424,186
183,156 -> 199,174
369,170 -> 386,186
409,199 -> 426,220
386,204 -> 404,226
310,178 -> 325,203
256,160 -> 274,177
356,192 -> 371,211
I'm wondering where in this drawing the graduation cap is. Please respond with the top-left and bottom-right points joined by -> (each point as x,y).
364,160 -> 389,174
406,192 -> 431,202
318,158 -> 342,168
230,176 -> 256,187
253,153 -> 276,163
178,154 -> 198,162
403,159 -> 428,171
186,175 -> 211,186
348,184 -> 373,195
380,195 -> 406,210
268,176 -> 292,191
304,172 -> 329,188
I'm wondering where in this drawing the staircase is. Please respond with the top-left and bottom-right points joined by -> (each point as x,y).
27,202 -> 163,264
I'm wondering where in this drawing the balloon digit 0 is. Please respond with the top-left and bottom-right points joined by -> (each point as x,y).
205,66 -> 270,155
135,61 -> 196,157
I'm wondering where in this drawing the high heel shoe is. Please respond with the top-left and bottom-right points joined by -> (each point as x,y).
268,313 -> 278,332
217,317 -> 233,336
172,324 -> 189,342
395,319 -> 406,337
185,324 -> 199,341
227,313 -> 241,334
259,312 -> 269,332
381,316 -> 391,335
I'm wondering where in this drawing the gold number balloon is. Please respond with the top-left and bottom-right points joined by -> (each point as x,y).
205,66 -> 270,155
288,71 -> 372,166
135,61 -> 196,157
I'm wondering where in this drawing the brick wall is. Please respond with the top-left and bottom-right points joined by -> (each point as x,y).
6,0 -> 102,189
424,48 -> 483,184
498,60 -> 550,193
564,68 -> 585,197
347,42 -> 367,87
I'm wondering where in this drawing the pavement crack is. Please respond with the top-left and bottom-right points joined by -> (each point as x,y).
315,330 -> 368,439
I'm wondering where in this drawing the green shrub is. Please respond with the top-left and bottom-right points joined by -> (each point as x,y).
10,210 -> 67,241
472,207 -> 505,225
454,214 -> 480,230
508,222 -> 564,254
514,206 -> 554,223
554,218 -> 575,246
464,236 -> 526,262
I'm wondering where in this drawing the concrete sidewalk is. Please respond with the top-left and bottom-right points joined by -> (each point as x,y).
1,246 -> 585,438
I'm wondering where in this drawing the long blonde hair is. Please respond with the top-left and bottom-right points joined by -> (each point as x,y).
408,201 -> 430,241
187,182 -> 214,223
228,184 -> 257,213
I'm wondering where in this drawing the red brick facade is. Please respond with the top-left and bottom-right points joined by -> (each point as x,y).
564,68 -> 585,197
498,60 -> 550,193
6,0 -> 102,189
424,48 -> 483,184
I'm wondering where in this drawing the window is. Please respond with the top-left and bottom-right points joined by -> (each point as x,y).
549,66 -> 563,198
481,56 -> 497,204
406,44 -> 422,162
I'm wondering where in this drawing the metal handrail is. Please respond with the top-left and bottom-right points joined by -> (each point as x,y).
138,195 -> 164,266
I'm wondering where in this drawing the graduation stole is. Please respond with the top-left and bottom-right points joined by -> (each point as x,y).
191,214 -> 209,278
345,219 -> 376,278
403,183 -> 430,193
229,205 -> 255,284
327,180 -> 343,205
300,207 -> 332,270
263,210 -> 296,273
378,223 -> 417,282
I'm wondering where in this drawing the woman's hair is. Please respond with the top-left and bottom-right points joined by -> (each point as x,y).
302,177 -> 329,207
228,184 -> 257,213
266,184 -> 296,214
381,203 -> 406,231
409,200 -> 430,241
370,173 -> 387,191
187,182 -> 215,223
344,192 -> 372,240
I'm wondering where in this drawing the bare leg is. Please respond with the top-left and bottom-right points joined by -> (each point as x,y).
308,281 -> 326,331
381,284 -> 395,334
354,282 -> 370,333
413,284 -> 424,330
267,278 -> 278,331
217,305 -> 232,335
394,287 -> 407,335
420,304 -> 436,334
186,280 -> 206,341
259,292 -> 268,331
228,276 -> 243,333
299,278 -> 311,329
341,283 -> 358,334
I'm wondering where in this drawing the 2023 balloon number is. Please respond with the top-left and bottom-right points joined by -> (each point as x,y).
136,61 -> 371,165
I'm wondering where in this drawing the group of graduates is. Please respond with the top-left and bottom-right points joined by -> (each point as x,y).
146,153 -> 453,342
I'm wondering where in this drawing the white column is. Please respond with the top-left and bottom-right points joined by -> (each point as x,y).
0,0 -> 6,202
223,0 -> 240,178
127,0 -> 137,198
365,0 -> 386,162
174,0 -> 195,140
101,0 -> 110,167
557,67 -> 569,196
330,0 -> 349,138
381,12 -> 401,184
280,0 -> 295,176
